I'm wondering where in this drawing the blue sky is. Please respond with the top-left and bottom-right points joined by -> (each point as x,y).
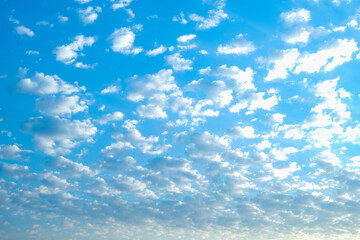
1,0 -> 360,239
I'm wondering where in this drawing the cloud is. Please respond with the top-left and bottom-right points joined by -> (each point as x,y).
265,48 -> 300,81
137,104 -> 167,119
78,6 -> 101,24
46,156 -> 94,177
282,27 -> 311,44
294,38 -> 358,73
280,8 -> 311,25
217,34 -> 256,55
127,69 -> 178,102
74,0 -> 93,3
226,126 -> 256,139
111,0 -> 134,10
17,72 -> 85,95
108,27 -> 143,55
35,95 -> 88,116
98,112 -> 124,125
15,26 -> 34,37
22,116 -> 97,155
146,45 -> 167,56
177,34 -> 196,43
0,145 -> 31,160
54,35 -> 95,65
165,53 -> 193,71
189,4 -> 228,30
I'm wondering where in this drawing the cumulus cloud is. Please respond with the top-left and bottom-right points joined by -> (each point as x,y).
35,95 -> 88,116
294,38 -> 358,73
15,25 -> 34,37
17,72 -> 85,95
165,53 -> 193,71
137,104 -> 167,119
146,45 -> 167,56
108,27 -> 143,55
226,126 -> 256,139
78,6 -> 101,24
177,34 -> 196,43
265,48 -> 300,81
0,145 -> 31,160
111,0 -> 134,10
98,112 -> 124,125
189,5 -> 228,30
54,35 -> 95,65
280,8 -> 311,25
22,116 -> 97,155
217,34 -> 256,55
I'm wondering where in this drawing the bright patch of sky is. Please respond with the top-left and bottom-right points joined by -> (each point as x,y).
2,0 -> 360,239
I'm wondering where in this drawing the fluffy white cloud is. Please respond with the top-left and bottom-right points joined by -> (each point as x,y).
0,145 -> 31,160
294,38 -> 358,73
99,112 -> 124,125
215,65 -> 255,93
127,69 -> 178,102
54,35 -> 95,65
282,27 -> 311,44
186,131 -> 230,162
177,34 -> 196,43
22,116 -> 97,155
74,0 -> 93,3
15,26 -> 34,37
35,95 -> 88,116
189,8 -> 228,30
78,6 -> 101,24
226,126 -> 256,139
217,34 -> 256,55
108,27 -> 143,55
280,8 -> 311,25
111,0 -> 134,10
265,48 -> 300,81
165,53 -> 193,71
146,45 -> 167,56
17,72 -> 85,95
137,104 -> 167,119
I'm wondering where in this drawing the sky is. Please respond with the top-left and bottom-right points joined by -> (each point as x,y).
1,0 -> 360,239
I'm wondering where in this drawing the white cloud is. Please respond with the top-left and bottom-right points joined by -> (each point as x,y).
137,104 -> 167,119
78,6 -> 101,24
22,116 -> 97,156
217,34 -> 256,55
36,95 -> 88,116
101,85 -> 120,94
111,0 -> 134,10
226,126 -> 256,139
54,35 -> 95,65
17,72 -> 85,95
189,8 -> 228,30
99,112 -> 124,125
173,12 -> 188,24
146,45 -> 167,56
282,27 -> 311,44
215,65 -> 255,93
294,38 -> 358,73
177,34 -> 196,43
108,27 -> 143,55
272,162 -> 300,179
127,69 -> 178,102
58,15 -> 68,23
0,145 -> 31,160
26,50 -> 39,55
15,26 -> 34,37
280,8 -> 311,25
74,0 -> 93,3
265,48 -> 300,81
269,147 -> 299,161
165,53 -> 193,71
